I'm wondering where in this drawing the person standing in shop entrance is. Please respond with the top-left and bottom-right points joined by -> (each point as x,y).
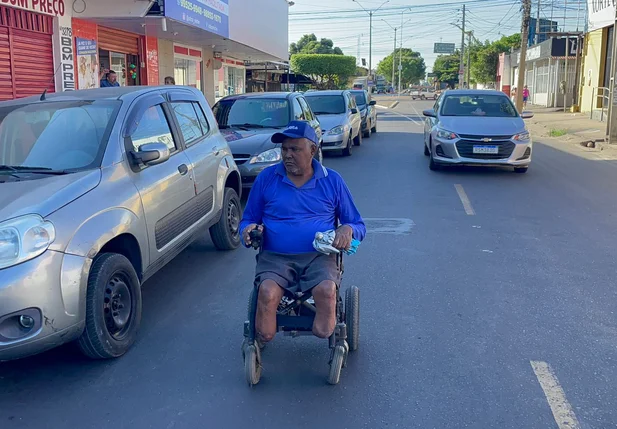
164,76 -> 176,85
100,69 -> 120,87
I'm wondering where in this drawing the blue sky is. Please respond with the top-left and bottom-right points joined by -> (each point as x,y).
288,0 -> 587,72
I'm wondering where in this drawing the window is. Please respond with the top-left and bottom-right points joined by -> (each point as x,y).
292,99 -> 305,120
440,94 -> 517,117
213,98 -> 290,128
131,105 -> 176,153
297,97 -> 314,121
352,91 -> 367,106
305,95 -> 346,115
171,102 -> 205,146
193,103 -> 210,135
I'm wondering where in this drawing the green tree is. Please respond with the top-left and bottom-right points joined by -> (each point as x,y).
290,34 -> 344,56
433,53 -> 461,88
376,48 -> 426,88
290,54 -> 357,89
470,34 -> 521,84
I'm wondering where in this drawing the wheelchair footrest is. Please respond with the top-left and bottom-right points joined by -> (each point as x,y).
276,315 -> 314,331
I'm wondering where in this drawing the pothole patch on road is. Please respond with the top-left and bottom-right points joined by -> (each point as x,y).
364,218 -> 415,234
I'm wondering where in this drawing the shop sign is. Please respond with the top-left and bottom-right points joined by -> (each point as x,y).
76,38 -> 98,90
58,23 -> 75,91
1,0 -> 66,17
588,0 -> 615,31
165,0 -> 229,38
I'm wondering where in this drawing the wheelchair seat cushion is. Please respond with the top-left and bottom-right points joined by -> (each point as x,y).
254,251 -> 341,293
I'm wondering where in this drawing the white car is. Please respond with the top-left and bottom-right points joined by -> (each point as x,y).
411,88 -> 438,100
304,90 -> 363,157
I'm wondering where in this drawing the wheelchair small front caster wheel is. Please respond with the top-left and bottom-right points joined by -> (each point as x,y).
345,286 -> 360,351
244,344 -> 261,386
327,345 -> 346,385
341,340 -> 350,368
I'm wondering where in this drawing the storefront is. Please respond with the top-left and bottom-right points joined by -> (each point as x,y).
215,57 -> 246,100
98,26 -> 141,86
173,44 -> 202,90
0,5 -> 57,101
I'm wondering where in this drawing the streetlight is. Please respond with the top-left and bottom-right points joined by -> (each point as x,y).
398,11 -> 413,97
353,0 -> 389,85
381,19 -> 397,89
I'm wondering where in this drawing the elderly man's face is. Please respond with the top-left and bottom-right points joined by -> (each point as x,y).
281,137 -> 316,176
108,73 -> 117,84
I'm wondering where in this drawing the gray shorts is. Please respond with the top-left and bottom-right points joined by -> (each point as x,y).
254,251 -> 341,293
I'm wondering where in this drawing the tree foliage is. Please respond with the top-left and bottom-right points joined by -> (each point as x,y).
470,33 -> 521,84
290,54 -> 357,89
290,34 -> 344,56
376,48 -> 426,87
432,53 -> 461,88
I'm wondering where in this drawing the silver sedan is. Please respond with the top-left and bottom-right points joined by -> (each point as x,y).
422,90 -> 534,173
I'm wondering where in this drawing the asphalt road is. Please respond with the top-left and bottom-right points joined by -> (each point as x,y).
2,98 -> 617,429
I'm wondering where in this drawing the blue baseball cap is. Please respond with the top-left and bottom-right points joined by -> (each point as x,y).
271,120 -> 318,145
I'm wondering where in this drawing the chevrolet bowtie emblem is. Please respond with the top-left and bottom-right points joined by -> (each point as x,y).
482,137 -> 492,142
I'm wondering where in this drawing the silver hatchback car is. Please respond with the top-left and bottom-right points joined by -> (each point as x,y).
423,90 -> 534,173
0,86 -> 242,361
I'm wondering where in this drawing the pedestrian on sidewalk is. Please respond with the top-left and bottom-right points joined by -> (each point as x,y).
522,85 -> 530,108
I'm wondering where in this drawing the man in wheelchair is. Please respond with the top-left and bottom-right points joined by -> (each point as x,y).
240,120 -> 366,345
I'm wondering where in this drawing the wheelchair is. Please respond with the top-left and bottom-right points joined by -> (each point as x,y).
242,228 -> 360,386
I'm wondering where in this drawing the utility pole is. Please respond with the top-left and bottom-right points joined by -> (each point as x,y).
515,0 -> 532,112
392,28 -> 397,87
535,0 -> 541,44
398,10 -> 403,96
353,0 -> 389,89
459,4 -> 466,88
466,31 -> 472,88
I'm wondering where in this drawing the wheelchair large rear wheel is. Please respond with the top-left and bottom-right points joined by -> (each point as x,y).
244,344 -> 261,386
345,286 -> 360,351
327,345 -> 346,385
247,289 -> 266,350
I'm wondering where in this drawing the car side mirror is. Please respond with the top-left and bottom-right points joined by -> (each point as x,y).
422,109 -> 436,118
520,111 -> 534,119
130,142 -> 170,167
351,108 -> 358,114
369,100 -> 377,106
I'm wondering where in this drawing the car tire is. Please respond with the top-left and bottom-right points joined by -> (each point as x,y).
514,167 -> 528,174
421,95 -> 426,100
342,134 -> 353,156
353,129 -> 362,146
77,253 -> 142,359
210,187 -> 242,250
428,143 -> 440,171
371,120 -> 377,134
363,126 -> 371,139
424,143 -> 430,156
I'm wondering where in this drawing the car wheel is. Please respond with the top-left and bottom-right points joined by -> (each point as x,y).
353,129 -> 362,146
342,134 -> 353,156
363,126 -> 371,139
514,167 -> 528,174
421,95 -> 426,100
77,253 -> 142,359
428,142 -> 440,171
424,143 -> 430,156
210,187 -> 242,250
371,120 -> 377,134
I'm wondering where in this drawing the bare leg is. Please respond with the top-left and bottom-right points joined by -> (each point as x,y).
255,279 -> 285,343
311,280 -> 337,338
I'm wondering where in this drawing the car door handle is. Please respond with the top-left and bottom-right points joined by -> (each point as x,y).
212,146 -> 221,155
178,164 -> 189,175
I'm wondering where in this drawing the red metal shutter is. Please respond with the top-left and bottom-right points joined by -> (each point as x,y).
98,26 -> 139,54
0,6 -> 54,101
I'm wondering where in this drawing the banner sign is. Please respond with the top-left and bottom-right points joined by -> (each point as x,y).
434,42 -> 455,54
0,0 -> 66,17
588,0 -> 615,31
165,0 -> 229,38
76,38 -> 98,90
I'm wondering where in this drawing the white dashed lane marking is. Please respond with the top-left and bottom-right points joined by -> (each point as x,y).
454,184 -> 475,215
530,361 -> 581,429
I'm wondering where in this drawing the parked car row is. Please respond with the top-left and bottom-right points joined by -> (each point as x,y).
0,85 -> 380,363
212,89 -> 378,190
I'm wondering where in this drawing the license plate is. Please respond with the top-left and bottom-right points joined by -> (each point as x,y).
473,145 -> 499,154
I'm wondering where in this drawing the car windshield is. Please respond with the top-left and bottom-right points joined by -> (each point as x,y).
440,94 -> 517,117
305,95 -> 346,115
0,100 -> 119,172
213,98 -> 290,128
352,92 -> 367,106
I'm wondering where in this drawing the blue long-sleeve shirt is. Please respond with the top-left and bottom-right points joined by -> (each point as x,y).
240,159 -> 366,254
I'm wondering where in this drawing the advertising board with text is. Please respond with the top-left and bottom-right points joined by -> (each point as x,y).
165,0 -> 229,38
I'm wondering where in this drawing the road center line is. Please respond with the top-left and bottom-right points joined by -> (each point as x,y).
530,361 -> 581,429
454,184 -> 475,215
385,108 -> 424,126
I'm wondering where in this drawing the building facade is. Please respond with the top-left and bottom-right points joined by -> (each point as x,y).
0,0 -> 289,106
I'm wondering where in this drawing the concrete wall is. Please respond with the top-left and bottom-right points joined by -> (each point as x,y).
579,28 -> 605,114
229,0 -> 288,60
158,39 -> 174,85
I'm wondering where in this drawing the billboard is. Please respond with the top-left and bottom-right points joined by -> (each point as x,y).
165,0 -> 229,38
588,0 -> 614,31
434,43 -> 455,54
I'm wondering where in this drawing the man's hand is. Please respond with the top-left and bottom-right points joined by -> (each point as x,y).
242,224 -> 263,247
332,225 -> 353,251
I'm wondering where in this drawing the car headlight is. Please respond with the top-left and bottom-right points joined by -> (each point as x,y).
361,110 -> 367,118
0,214 -> 56,270
436,128 -> 459,140
328,125 -> 345,135
513,131 -> 530,142
249,147 -> 281,164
